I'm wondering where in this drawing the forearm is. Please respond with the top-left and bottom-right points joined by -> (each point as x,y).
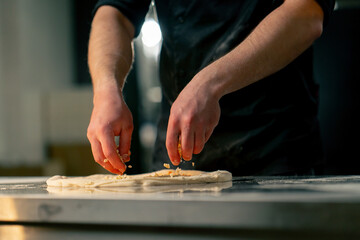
88,6 -> 135,98
87,6 -> 136,174
196,0 -> 324,100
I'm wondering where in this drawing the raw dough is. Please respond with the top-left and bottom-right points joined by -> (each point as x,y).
46,169 -> 232,188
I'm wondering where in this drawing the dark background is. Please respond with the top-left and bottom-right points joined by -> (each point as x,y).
314,7 -> 360,174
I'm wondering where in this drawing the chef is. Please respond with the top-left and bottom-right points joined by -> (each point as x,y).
86,0 -> 335,176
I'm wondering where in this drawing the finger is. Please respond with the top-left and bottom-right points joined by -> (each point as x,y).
90,139 -> 122,174
118,126 -> 133,162
100,131 -> 126,173
204,128 -> 214,143
193,129 -> 205,155
181,126 -> 194,161
166,123 -> 181,166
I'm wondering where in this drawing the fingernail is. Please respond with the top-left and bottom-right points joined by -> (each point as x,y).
122,154 -> 130,162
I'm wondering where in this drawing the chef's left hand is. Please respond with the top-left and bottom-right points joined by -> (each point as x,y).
166,71 -> 221,166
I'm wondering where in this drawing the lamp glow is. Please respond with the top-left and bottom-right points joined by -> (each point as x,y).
141,19 -> 162,47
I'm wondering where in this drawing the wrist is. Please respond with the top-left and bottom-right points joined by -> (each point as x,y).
194,62 -> 229,101
93,78 -> 123,105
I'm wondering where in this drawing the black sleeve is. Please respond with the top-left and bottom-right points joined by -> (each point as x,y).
315,0 -> 335,26
93,0 -> 151,37
272,0 -> 335,26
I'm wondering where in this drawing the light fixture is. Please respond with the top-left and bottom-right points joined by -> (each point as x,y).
141,19 -> 162,48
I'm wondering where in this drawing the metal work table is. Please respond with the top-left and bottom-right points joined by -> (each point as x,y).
1,175 -> 360,239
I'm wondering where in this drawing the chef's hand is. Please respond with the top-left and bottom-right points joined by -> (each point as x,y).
166,71 -> 221,165
87,85 -> 133,174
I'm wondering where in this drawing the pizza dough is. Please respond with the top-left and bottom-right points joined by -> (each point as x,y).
46,169 -> 232,188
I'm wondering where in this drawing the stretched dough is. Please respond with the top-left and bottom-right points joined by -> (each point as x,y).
46,169 -> 232,188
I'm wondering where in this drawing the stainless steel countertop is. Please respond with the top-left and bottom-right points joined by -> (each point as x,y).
1,175 -> 360,238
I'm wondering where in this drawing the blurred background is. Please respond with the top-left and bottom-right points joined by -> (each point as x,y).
0,0 -> 359,176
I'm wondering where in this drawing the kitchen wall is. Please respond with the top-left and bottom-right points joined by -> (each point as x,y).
0,0 -> 146,176
0,0 -> 95,175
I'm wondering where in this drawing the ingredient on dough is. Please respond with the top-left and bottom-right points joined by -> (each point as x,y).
163,163 -> 170,169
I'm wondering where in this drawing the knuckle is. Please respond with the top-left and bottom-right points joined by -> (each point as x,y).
124,123 -> 134,132
87,133 -> 95,142
182,114 -> 194,126
169,105 -> 178,115
168,116 -> 179,127
87,126 -> 95,139
86,132 -> 92,141
128,114 -> 134,123
97,124 -> 110,134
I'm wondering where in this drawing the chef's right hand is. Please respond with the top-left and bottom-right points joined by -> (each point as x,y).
87,85 -> 133,175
